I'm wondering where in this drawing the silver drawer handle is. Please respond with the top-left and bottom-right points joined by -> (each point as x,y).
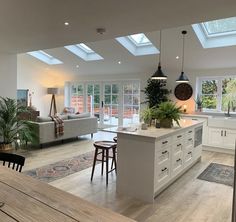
188,138 -> 192,141
162,141 -> 168,144
188,151 -> 192,155
188,130 -> 192,133
177,135 -> 182,138
176,158 -> 181,162
162,150 -> 168,154
161,167 -> 168,172
177,143 -> 182,147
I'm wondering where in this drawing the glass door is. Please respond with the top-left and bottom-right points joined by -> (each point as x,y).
102,83 -> 120,127
70,83 -> 85,113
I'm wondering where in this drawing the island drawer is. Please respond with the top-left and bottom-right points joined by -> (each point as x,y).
156,137 -> 173,149
155,148 -> 171,165
183,150 -> 193,167
172,141 -> 184,154
173,132 -> 184,143
155,161 -> 171,189
171,151 -> 184,177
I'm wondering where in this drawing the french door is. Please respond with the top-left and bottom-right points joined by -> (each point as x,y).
67,81 -> 140,128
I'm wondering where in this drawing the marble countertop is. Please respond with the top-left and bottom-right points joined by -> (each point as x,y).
103,119 -> 203,139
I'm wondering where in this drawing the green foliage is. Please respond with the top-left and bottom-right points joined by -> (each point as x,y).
222,79 -> 236,111
153,101 -> 182,126
142,79 -> 170,108
141,107 -> 155,124
0,97 -> 37,148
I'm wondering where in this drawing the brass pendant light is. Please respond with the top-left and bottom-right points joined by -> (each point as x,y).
176,30 -> 189,83
151,30 -> 167,80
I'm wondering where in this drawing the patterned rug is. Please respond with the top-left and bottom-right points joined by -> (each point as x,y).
197,163 -> 234,187
24,151 -> 96,183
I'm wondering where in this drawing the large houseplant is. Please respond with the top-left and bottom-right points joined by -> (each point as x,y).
0,97 -> 36,149
154,101 -> 182,128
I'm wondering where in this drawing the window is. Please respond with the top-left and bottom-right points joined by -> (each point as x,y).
71,84 -> 84,113
192,16 -> 236,48
197,76 -> 236,112
27,50 -> 63,65
115,33 -> 159,56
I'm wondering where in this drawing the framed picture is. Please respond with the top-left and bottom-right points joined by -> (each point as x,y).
17,89 -> 29,107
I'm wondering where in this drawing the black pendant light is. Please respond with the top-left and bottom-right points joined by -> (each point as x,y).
151,30 -> 167,80
176,30 -> 189,83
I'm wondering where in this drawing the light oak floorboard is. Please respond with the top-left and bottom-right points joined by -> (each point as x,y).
17,131 -> 233,222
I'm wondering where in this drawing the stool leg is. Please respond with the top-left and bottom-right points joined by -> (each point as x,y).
113,147 -> 117,174
106,149 -> 109,186
91,148 -> 98,181
101,149 -> 104,175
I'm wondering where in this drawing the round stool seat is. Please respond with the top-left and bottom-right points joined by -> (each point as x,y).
93,141 -> 116,149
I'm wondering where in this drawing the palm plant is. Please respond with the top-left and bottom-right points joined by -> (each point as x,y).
0,97 -> 36,149
153,101 -> 182,128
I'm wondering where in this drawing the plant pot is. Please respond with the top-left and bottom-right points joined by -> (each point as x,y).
160,119 -> 173,128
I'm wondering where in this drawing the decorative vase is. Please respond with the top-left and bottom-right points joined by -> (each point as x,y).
160,119 -> 173,128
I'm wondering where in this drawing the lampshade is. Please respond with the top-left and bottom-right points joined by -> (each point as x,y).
151,30 -> 167,80
47,87 -> 59,95
176,30 -> 189,83
176,71 -> 189,83
151,64 -> 167,80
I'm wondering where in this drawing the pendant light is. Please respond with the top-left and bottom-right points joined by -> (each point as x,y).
176,30 -> 189,83
151,30 -> 167,80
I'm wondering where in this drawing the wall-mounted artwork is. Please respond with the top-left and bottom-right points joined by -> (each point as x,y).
17,89 -> 29,107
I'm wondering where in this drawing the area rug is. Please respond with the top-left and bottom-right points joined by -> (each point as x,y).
24,151 -> 97,183
197,163 -> 234,187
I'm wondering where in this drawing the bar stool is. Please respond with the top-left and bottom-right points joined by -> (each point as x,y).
90,141 -> 117,185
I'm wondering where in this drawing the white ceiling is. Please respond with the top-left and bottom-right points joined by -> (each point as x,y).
2,0 -> 236,53
4,0 -> 235,75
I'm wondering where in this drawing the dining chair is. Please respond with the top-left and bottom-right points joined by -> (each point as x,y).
0,153 -> 25,172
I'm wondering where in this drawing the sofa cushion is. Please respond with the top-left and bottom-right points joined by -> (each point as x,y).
56,114 -> 68,120
68,112 -> 90,119
36,116 -> 52,122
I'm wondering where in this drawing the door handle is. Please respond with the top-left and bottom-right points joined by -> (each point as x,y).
225,130 -> 226,137
101,101 -> 104,108
221,130 -> 223,136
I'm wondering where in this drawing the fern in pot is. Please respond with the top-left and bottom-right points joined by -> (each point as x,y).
154,101 -> 182,128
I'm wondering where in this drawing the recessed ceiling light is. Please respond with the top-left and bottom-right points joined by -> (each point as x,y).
118,61 -> 121,64
176,56 -> 179,59
76,65 -> 79,68
64,22 -> 69,26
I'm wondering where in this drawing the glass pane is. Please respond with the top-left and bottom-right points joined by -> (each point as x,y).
112,84 -> 119,94
124,95 -> 132,105
105,95 -> 111,104
222,78 -> 236,112
87,85 -> 93,95
94,85 -> 100,94
202,80 -> 217,94
123,106 -> 133,119
124,84 -> 132,94
71,85 -> 77,94
78,85 -> 83,95
112,95 -> 118,105
94,95 -> 100,104
105,85 -> 111,94
133,95 -> 139,105
202,95 -> 217,109
133,83 -> 140,94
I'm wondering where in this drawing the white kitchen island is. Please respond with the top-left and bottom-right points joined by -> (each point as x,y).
105,119 -> 203,203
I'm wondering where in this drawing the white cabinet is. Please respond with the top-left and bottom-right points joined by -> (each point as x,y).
208,127 -> 236,150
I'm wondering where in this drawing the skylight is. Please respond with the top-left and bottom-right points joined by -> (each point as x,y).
203,17 -> 236,36
27,50 -> 63,65
116,33 -> 159,56
64,43 -> 103,61
128,33 -> 152,46
192,16 -> 236,48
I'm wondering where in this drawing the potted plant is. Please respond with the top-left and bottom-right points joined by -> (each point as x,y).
141,107 -> 155,126
194,94 -> 202,112
0,97 -> 36,150
154,101 -> 182,128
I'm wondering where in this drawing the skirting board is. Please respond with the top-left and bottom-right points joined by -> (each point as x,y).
203,146 -> 234,155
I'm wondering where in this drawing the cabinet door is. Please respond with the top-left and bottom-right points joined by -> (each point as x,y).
223,130 -> 236,149
208,128 -> 223,147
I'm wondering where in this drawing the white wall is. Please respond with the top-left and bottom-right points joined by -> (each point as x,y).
17,55 -> 75,116
0,53 -> 17,99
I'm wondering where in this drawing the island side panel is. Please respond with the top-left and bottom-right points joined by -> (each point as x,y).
116,133 -> 156,203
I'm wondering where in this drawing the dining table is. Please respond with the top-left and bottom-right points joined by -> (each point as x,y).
0,166 -> 136,222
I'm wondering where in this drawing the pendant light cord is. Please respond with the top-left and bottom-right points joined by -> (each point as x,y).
159,30 -> 162,66
181,31 -> 187,72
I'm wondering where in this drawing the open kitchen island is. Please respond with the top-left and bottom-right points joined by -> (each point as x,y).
106,119 -> 203,203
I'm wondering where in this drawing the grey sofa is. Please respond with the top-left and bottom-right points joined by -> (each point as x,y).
31,116 -> 98,145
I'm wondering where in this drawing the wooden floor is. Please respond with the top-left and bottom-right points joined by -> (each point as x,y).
18,131 -> 233,222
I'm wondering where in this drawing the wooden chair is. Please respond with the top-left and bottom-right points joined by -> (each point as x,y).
0,153 -> 25,172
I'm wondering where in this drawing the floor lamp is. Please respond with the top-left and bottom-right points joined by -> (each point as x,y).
47,87 -> 58,117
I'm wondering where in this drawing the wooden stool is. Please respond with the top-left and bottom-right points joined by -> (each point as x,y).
90,141 -> 117,185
